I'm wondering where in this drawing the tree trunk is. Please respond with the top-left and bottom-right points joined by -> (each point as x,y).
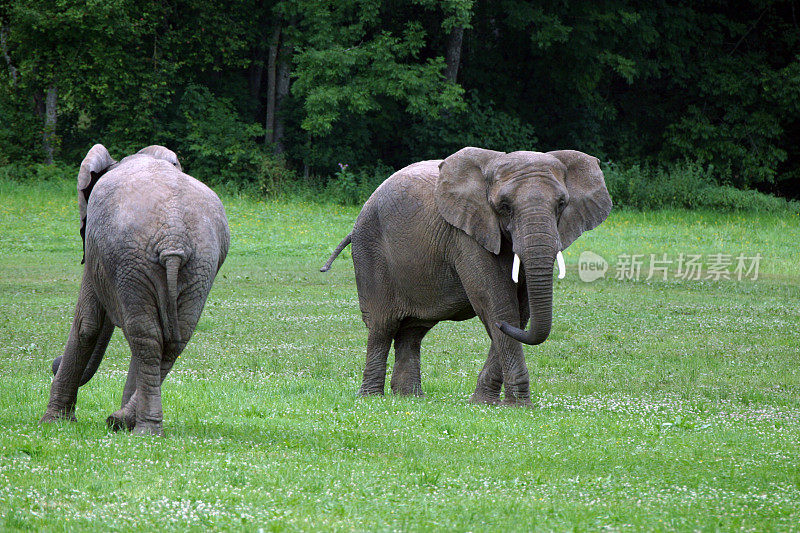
273,34 -> 292,155
249,47 -> 266,102
264,26 -> 281,145
1,24 -> 18,87
43,84 -> 57,165
248,23 -> 272,124
444,26 -> 464,83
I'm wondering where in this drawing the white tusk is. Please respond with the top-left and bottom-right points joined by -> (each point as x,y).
556,251 -> 565,279
512,254 -> 520,283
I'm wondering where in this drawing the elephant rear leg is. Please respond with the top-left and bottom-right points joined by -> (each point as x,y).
390,326 -> 430,396
120,340 -> 178,409
108,342 -> 185,432
41,279 -> 105,423
113,325 -> 166,436
359,326 -> 396,396
107,355 -> 139,431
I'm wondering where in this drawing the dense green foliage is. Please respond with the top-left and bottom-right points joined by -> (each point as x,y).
1,0 -> 798,198
603,161 -> 799,212
2,182 -> 800,530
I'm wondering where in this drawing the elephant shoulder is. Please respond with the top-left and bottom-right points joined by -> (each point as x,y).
357,160 -> 442,234
397,160 -> 442,183
371,160 -> 441,200
369,160 -> 440,204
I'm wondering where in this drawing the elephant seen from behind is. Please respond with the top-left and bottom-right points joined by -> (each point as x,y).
322,147 -> 612,405
42,144 -> 230,435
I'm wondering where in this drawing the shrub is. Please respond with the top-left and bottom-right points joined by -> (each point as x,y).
175,84 -> 267,188
326,163 -> 360,205
697,185 -> 799,213
603,160 -> 714,210
0,165 -> 29,182
0,162 -> 73,183
255,154 -> 300,198
325,162 -> 394,205
603,160 -> 797,212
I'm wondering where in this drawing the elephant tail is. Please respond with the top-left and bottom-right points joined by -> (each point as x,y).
159,251 -> 184,345
320,233 -> 352,272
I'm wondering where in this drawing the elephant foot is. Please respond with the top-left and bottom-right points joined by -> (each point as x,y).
392,390 -> 425,398
391,383 -> 425,397
40,408 -> 77,424
106,410 -> 135,432
357,386 -> 385,396
499,397 -> 533,408
132,422 -> 163,437
469,392 -> 501,405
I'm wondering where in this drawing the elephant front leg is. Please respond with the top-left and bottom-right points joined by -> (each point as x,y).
106,356 -> 142,431
121,356 -> 139,409
390,326 -> 430,396
488,311 -> 531,406
41,282 -> 104,423
470,343 -> 503,405
497,339 -> 531,406
456,254 -> 531,406
488,312 -> 531,406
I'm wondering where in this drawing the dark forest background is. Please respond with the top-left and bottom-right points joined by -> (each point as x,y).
1,0 -> 798,207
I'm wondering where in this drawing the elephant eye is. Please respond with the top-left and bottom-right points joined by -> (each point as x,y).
497,200 -> 512,216
557,197 -> 566,213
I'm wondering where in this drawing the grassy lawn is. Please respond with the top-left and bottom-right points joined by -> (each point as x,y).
1,179 -> 799,531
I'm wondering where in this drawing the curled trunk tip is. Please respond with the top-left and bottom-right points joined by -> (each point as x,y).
495,321 -> 550,345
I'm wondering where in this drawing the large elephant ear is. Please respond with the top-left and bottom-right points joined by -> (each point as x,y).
137,145 -> 182,171
435,147 -> 505,254
548,150 -> 612,250
78,144 -> 117,264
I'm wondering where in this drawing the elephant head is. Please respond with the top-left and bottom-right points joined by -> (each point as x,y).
77,144 -> 182,263
435,147 -> 612,345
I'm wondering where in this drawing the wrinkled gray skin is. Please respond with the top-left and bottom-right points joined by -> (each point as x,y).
41,144 -> 230,435
322,148 -> 611,404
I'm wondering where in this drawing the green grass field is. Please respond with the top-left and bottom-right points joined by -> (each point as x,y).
1,180 -> 799,531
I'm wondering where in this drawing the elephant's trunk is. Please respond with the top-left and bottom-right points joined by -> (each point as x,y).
497,237 -> 555,346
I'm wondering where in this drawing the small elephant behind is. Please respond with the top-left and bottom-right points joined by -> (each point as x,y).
322,147 -> 611,404
41,144 -> 230,435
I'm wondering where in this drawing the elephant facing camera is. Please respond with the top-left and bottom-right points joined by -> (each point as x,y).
322,147 -> 612,405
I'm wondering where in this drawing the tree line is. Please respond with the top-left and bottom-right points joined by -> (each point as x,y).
1,0 -> 798,198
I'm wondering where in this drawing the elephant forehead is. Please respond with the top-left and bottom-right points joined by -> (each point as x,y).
490,154 -> 566,187
491,152 -> 565,177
